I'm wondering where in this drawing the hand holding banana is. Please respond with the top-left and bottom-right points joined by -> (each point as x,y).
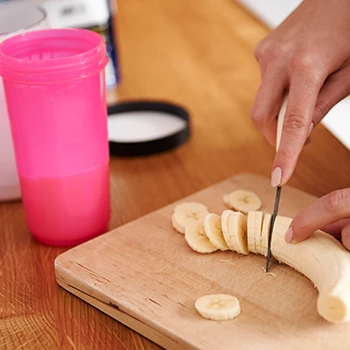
250,0 -> 350,250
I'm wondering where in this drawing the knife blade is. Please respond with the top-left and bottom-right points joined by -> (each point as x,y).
265,94 -> 288,272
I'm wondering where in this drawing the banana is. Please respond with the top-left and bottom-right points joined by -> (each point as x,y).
171,200 -> 350,323
195,294 -> 241,321
172,202 -> 209,234
267,215 -> 350,323
203,213 -> 229,251
221,210 -> 248,255
185,221 -> 218,254
223,189 -> 262,214
247,211 -> 263,254
257,213 -> 271,256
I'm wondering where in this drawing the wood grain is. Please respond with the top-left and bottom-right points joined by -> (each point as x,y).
1,0 -> 349,349
55,173 -> 350,350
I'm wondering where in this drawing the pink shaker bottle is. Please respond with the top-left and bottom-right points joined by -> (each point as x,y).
0,28 -> 110,246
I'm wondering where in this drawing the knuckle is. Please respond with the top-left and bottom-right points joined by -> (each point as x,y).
250,101 -> 265,126
291,53 -> 325,83
250,108 -> 261,124
314,100 -> 331,119
292,53 -> 316,71
254,40 -> 285,61
267,42 -> 290,65
254,41 -> 268,61
324,190 -> 346,214
283,113 -> 308,131
255,40 -> 295,68
271,42 -> 290,58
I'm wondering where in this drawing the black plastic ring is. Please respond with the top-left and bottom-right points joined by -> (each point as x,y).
107,101 -> 191,157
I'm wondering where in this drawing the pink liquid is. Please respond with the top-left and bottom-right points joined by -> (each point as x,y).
20,163 -> 110,247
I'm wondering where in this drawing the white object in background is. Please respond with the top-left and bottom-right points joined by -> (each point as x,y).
41,0 -> 118,90
322,97 -> 350,151
236,0 -> 350,150
41,0 -> 109,29
236,0 -> 302,28
0,1 -> 48,202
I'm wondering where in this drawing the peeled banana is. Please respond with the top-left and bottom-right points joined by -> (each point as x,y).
223,189 -> 262,214
195,294 -> 241,321
265,215 -> 350,324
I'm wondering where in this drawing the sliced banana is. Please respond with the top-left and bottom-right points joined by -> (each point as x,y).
258,213 -> 271,256
172,201 -> 209,234
221,210 -> 248,255
247,211 -> 263,254
203,213 -> 229,251
223,189 -> 262,214
195,294 -> 241,321
185,221 -> 218,254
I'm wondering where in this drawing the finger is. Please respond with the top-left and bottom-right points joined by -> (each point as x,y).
312,64 -> 350,127
272,68 -> 325,186
321,218 -> 350,239
341,224 -> 350,251
285,188 -> 350,243
251,66 -> 288,147
253,40 -> 270,78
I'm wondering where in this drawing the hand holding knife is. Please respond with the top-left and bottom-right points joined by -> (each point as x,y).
265,94 -> 288,272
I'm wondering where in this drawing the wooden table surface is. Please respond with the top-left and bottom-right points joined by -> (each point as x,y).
1,0 -> 349,349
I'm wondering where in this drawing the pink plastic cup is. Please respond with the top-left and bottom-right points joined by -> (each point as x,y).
0,28 -> 110,247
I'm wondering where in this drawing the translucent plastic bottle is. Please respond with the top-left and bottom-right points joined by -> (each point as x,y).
0,28 -> 110,246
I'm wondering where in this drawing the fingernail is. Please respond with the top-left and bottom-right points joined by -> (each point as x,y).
271,167 -> 282,187
308,122 -> 314,138
285,227 -> 294,243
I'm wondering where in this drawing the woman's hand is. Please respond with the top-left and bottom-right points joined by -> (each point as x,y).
250,0 -> 350,248
285,188 -> 350,250
251,0 -> 350,187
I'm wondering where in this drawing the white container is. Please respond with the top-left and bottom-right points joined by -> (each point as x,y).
0,1 -> 48,202
41,0 -> 118,89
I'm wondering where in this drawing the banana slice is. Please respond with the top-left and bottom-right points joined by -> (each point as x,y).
195,294 -> 241,321
247,211 -> 263,254
203,213 -> 229,251
223,189 -> 262,214
221,210 -> 248,255
257,213 -> 271,256
172,202 -> 209,234
185,221 -> 218,253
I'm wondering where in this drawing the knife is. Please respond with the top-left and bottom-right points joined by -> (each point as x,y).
265,94 -> 288,272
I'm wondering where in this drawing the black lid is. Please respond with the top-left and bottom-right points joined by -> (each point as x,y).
107,101 -> 191,157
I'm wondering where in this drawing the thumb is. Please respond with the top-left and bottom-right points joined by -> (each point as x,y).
286,188 -> 350,243
341,224 -> 350,251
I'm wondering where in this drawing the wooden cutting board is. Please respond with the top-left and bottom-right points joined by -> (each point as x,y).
54,173 -> 350,350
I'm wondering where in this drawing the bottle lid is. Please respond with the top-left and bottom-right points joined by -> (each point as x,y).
108,101 -> 190,156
